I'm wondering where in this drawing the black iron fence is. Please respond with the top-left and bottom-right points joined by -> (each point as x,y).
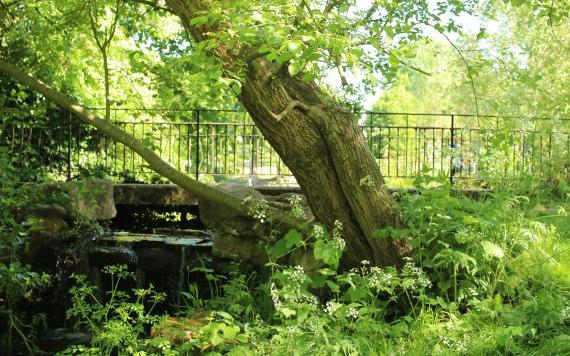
2,109 -> 569,187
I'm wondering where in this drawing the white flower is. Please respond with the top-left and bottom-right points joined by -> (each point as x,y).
287,195 -> 305,218
270,282 -> 282,310
562,306 -> 570,322
311,224 -> 325,239
346,307 -> 359,319
324,300 -> 334,315
289,265 -> 306,283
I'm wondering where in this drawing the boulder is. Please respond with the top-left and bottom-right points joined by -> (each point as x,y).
199,185 -> 267,263
66,179 -> 117,220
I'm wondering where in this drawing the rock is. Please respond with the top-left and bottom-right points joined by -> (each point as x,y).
66,179 -> 117,220
30,204 -> 68,219
37,328 -> 91,352
199,185 -> 268,263
88,246 -> 138,266
28,204 -> 70,240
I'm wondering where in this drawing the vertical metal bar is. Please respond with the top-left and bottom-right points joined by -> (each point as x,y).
206,124 -> 210,174
195,110 -> 200,181
387,127 -> 391,177
548,132 -> 552,180
178,124 -> 182,171
431,128 -> 435,173
242,124 -> 246,174
224,124 -> 228,175
396,127 -> 399,177
122,123 -> 126,174
186,123 -> 191,173
251,126 -> 255,176
233,123 -> 237,174
449,115 -> 455,185
521,131 -> 525,175
168,123 -> 172,163
67,112 -> 72,180
131,123 -> 135,173
212,125 -> 215,174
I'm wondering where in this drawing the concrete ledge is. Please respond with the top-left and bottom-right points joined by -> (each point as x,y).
114,184 -> 490,206
114,184 -> 199,205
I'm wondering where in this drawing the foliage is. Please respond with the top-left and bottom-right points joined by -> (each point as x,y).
0,148 -> 51,353
98,176 -> 569,355
60,264 -> 166,355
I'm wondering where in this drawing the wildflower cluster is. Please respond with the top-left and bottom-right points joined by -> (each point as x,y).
562,306 -> 570,323
331,220 -> 346,251
401,257 -> 432,291
323,301 -> 335,316
288,265 -> 306,283
310,224 -> 325,239
269,266 -> 319,318
287,195 -> 306,218
270,282 -> 283,311
368,267 -> 395,290
243,196 -> 269,223
346,307 -> 359,319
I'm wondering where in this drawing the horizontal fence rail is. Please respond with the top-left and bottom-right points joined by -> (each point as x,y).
2,109 -> 569,187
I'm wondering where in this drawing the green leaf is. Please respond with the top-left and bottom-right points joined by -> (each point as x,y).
190,16 -> 209,26
280,307 -> 296,318
288,60 -> 304,76
388,52 -> 400,68
325,280 -> 340,293
314,240 -> 340,267
268,229 -> 303,258
286,40 -> 303,54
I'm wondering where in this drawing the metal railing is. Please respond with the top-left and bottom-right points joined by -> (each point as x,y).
2,109 -> 569,186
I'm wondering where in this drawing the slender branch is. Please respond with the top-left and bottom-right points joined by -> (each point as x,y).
436,28 -> 480,118
0,58 -> 306,230
88,3 -> 105,53
548,0 -> 565,48
129,0 -> 175,14
380,48 -> 432,76
103,0 -> 123,48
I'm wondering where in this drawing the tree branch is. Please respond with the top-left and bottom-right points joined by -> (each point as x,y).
129,0 -> 175,14
268,100 -> 309,122
0,58 -> 305,229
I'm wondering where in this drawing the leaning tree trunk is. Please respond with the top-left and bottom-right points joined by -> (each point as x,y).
166,0 -> 411,267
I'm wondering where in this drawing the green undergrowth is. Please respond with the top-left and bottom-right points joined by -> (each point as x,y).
56,175 -> 570,355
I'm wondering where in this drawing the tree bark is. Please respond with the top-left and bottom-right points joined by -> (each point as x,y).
165,0 -> 411,267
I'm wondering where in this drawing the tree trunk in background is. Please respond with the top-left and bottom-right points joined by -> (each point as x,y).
166,0 -> 411,267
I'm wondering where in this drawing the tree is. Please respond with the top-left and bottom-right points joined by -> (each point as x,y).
0,0 -> 476,268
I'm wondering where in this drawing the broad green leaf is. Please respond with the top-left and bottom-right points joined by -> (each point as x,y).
288,60 -> 304,76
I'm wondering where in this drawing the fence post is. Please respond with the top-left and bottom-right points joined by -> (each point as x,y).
195,110 -> 200,181
449,114 -> 455,185
67,112 -> 72,181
